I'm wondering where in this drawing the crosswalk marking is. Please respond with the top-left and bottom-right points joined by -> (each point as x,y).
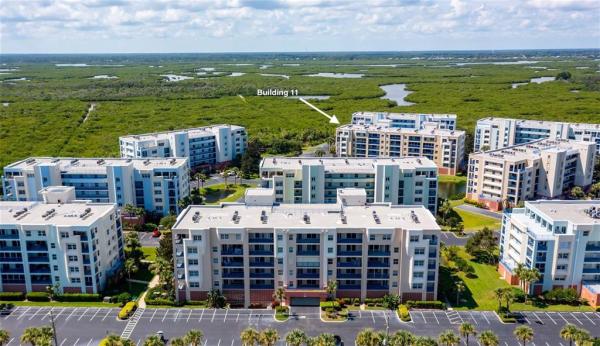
121,308 -> 145,339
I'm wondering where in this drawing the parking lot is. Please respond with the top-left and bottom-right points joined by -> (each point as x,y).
1,306 -> 599,345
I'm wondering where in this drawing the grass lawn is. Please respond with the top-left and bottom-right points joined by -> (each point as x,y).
440,249 -> 594,312
274,306 -> 289,321
131,262 -> 155,282
320,301 -> 348,321
201,183 -> 253,204
454,208 -> 502,232
142,246 -> 157,262
439,175 -> 467,184
0,300 -> 120,307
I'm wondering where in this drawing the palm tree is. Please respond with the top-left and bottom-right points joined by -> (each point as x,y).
560,325 -> 579,346
439,330 -> 460,346
258,328 -> 279,346
230,167 -> 241,185
240,328 -> 259,346
272,287 -> 286,307
514,263 -> 526,291
184,330 -> 204,346
503,288 -> 515,312
169,338 -> 185,346
459,323 -> 476,346
514,326 -> 534,346
389,331 -> 414,346
103,334 -> 129,346
523,268 -> 541,296
413,337 -> 438,346
143,335 -> 164,346
20,326 -> 53,346
355,328 -> 382,346
0,330 -> 10,346
326,279 -> 338,309
285,329 -> 307,346
124,258 -> 138,290
573,330 -> 591,346
206,288 -> 226,308
494,288 -> 505,311
312,334 -> 337,346
439,200 -> 452,223
455,281 -> 465,305
478,331 -> 499,346
194,172 -> 208,190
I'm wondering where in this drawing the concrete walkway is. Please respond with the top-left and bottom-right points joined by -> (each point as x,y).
137,274 -> 160,308
455,204 -> 503,219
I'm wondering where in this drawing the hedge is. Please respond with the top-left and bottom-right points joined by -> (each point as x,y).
118,301 -> 137,320
406,300 -> 446,310
26,292 -> 50,302
364,298 -> 384,307
0,292 -> 25,301
186,300 -> 207,306
398,304 -> 411,322
145,287 -> 175,306
55,293 -> 101,302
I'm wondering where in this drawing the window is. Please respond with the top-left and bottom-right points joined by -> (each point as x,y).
53,265 -> 58,271
193,235 -> 202,241
392,282 -> 398,288
278,270 -> 283,275
188,259 -> 199,265
50,243 -> 56,249
392,270 -> 398,276
60,232 -> 69,238
328,259 -> 333,265
412,283 -> 423,289
414,248 -> 425,255
393,259 -> 399,265
413,272 -> 424,278
189,282 -> 200,288
235,234 -> 241,240
328,235 -> 333,241
69,266 -> 79,273
414,260 -> 424,267
278,247 -> 283,253
213,270 -> 219,275
277,234 -> 283,241
410,235 -> 419,242
382,234 -> 391,241
220,234 -> 229,240
327,270 -> 333,276
189,271 -> 199,277
277,258 -> 283,264
213,258 -> 218,264
288,247 -> 293,253
25,231 -> 31,237
37,231 -> 46,237
212,247 -> 218,252
68,255 -> 78,262
556,265 -> 567,271
70,278 -> 81,284
214,281 -> 220,287
52,254 -> 57,260
558,253 -> 569,259
328,247 -> 333,253
67,244 -> 77,250
289,234 -> 293,240
369,235 -> 376,241
394,247 -> 399,253
188,247 -> 198,254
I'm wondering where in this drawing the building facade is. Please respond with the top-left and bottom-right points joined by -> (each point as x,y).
474,117 -> 600,154
259,157 -> 439,214
172,190 -> 440,307
2,157 -> 190,216
498,200 -> 600,306
119,124 -> 247,170
466,139 -> 595,211
336,123 -> 465,175
0,186 -> 124,294
351,112 -> 457,130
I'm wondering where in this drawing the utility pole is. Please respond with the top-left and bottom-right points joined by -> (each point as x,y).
50,309 -> 58,346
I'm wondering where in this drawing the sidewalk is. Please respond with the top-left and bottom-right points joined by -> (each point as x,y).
137,274 -> 160,308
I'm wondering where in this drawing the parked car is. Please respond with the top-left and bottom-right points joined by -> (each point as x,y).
152,228 -> 161,238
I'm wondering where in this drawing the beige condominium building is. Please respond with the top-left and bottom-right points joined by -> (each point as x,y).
336,123 -> 465,175
467,139 -> 596,211
172,188 -> 441,307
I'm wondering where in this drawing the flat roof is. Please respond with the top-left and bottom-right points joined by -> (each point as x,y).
173,202 -> 440,230
260,157 -> 437,171
337,124 -> 465,137
527,200 -> 600,225
120,124 -> 245,141
0,201 -> 115,227
477,117 -> 600,130
5,157 -> 188,172
352,112 -> 457,119
470,138 -> 593,162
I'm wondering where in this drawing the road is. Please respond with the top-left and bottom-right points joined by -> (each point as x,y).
455,204 -> 503,220
2,306 -> 599,345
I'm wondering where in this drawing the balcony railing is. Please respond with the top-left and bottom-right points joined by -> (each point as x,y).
582,268 -> 600,274
297,284 -> 320,289
249,272 -> 274,279
28,256 -> 50,263
248,237 -> 274,243
221,249 -> 243,255
249,250 -> 274,256
337,272 -> 361,279
367,261 -> 389,268
337,261 -> 361,268
367,273 -> 389,279
222,283 -> 244,289
29,267 -> 51,273
249,261 -> 274,267
1,267 -> 24,273
368,251 -> 390,256
0,246 -> 21,251
222,272 -> 244,278
296,237 -> 320,244
585,245 -> 600,251
26,245 -> 48,251
0,257 -> 22,263
366,283 -> 389,290
0,234 -> 19,239
297,272 -> 319,279
584,257 -> 600,263
337,238 -> 362,244
31,279 -> 52,285
338,284 -> 361,289
222,261 -> 244,267
338,250 -> 362,256
297,250 -> 319,256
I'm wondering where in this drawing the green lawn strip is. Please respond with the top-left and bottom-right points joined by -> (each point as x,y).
0,300 -> 119,307
438,175 -> 467,184
141,247 -> 157,263
347,305 -> 387,311
442,249 -> 594,312
453,208 -> 502,232
320,301 -> 348,321
200,183 -> 252,204
274,306 -> 289,321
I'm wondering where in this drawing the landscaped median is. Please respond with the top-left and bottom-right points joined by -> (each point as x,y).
0,291 -> 120,308
274,305 -> 289,321
320,301 -> 348,322
397,304 -> 411,322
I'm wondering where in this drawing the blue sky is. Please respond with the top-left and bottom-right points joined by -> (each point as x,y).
1,0 -> 599,54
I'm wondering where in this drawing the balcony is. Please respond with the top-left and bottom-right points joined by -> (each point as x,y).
0,246 -> 21,251
31,279 -> 52,285
366,283 -> 389,290
337,272 -> 361,279
248,237 -> 274,243
250,283 -> 274,289
337,237 -> 362,244
338,284 -> 361,290
249,249 -> 274,256
222,283 -> 244,289
296,261 -> 320,268
222,260 -> 244,267
222,271 -> 244,278
297,250 -> 319,256
582,268 -> 600,274
0,234 -> 19,239
584,257 -> 600,263
297,284 -> 320,289
338,250 -> 362,256
221,248 -> 243,256
337,261 -> 361,268
586,245 -> 600,251
249,261 -> 274,268
29,267 -> 51,274
368,251 -> 390,256
1,267 -> 24,273
367,260 -> 389,268
0,257 -> 22,263
249,272 -> 274,279
26,244 -> 48,251
297,271 -> 319,279
296,236 -> 320,244
28,256 -> 50,263
367,273 -> 389,279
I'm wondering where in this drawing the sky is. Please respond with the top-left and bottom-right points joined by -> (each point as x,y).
1,0 -> 599,54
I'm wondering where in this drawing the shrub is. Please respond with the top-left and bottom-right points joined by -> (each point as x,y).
510,287 -> 526,303
0,292 -> 24,301
116,292 -> 132,306
406,300 -> 446,310
186,300 -> 207,307
118,301 -> 137,320
336,298 -> 346,307
55,293 -> 101,302
145,297 -> 176,306
271,301 -> 280,308
353,298 -> 360,306
398,304 -> 411,322
543,288 -> 579,305
26,292 -> 50,302
275,306 -> 288,313
464,199 -> 487,209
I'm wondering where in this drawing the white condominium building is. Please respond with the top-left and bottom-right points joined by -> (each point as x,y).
2,157 -> 190,216
119,124 -> 247,170
0,186 -> 124,294
336,123 -> 465,175
474,117 -> 600,154
172,189 -> 441,307
498,200 -> 600,307
467,139 -> 595,211
259,157 -> 439,214
351,112 -> 457,130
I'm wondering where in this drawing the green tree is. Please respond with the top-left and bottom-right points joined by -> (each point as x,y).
149,257 -> 174,293
438,330 -> 460,346
159,215 -> 177,231
285,329 -> 307,346
556,71 -> 572,80
177,191 -> 204,209
156,230 -> 173,262
143,335 -> 164,346
326,279 -> 338,305
573,329 -> 591,346
588,182 -> 600,199
382,294 -> 401,311
389,331 -> 414,346
258,328 -> 279,346
465,227 -> 497,264
413,337 -> 438,346
125,232 -> 144,264
206,289 -> 226,308
494,288 -> 505,311
478,331 -> 499,346
240,328 -> 259,346
522,268 -> 541,296
459,323 -> 476,346
514,326 -> 534,346
169,337 -> 185,346
124,258 -> 139,289
193,172 -> 208,189
439,200 -> 452,223
355,328 -> 382,346
570,186 -> 586,200
312,334 -> 336,346
455,281 -> 465,305
20,326 -> 53,346
272,287 -> 285,306
0,330 -> 10,346
184,330 -> 204,346
560,324 -> 580,346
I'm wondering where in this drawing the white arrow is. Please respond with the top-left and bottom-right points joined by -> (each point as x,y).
298,97 -> 339,124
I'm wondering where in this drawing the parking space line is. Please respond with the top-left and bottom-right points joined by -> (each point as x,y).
468,311 -> 477,325
231,339 -> 234,346
545,312 -> 557,325
371,311 -> 375,323
199,309 -> 205,322
557,313 -> 569,324
217,339 -> 221,346
569,313 -> 583,325
55,307 -> 66,320
236,313 -> 240,322
72,338 -> 80,346
248,311 -> 252,323
579,312 -> 595,325
224,309 -> 229,322
90,308 -> 100,321
162,309 -> 169,322
59,338 -> 68,346
432,311 -> 440,324
29,307 -> 43,320
149,309 -> 157,322
482,311 -> 490,324
17,307 -> 31,320
6,338 -> 14,346
86,338 -> 93,346
65,308 -> 78,321
211,309 -> 216,323
78,308 -> 90,321
186,309 -> 192,323
532,312 -> 544,324
102,309 -> 112,321
175,309 -> 181,321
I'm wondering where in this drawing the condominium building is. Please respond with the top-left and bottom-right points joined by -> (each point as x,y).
2,157 -> 190,216
466,139 -> 595,211
0,186 -> 124,294
498,200 -> 600,307
336,123 -> 465,175
259,157 -> 439,213
119,124 -> 247,170
351,112 -> 457,130
172,189 -> 440,306
474,117 -> 600,154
